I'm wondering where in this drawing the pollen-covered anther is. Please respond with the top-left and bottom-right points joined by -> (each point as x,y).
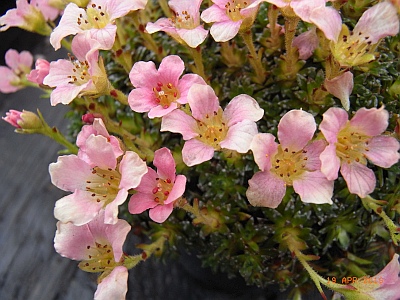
152,82 -> 180,109
225,0 -> 249,22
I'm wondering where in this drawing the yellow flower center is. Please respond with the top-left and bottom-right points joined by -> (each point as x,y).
67,54 -> 90,85
152,82 -> 181,109
335,122 -> 370,165
77,3 -> 110,29
271,145 -> 309,185
196,108 -> 228,150
332,25 -> 376,67
79,242 -> 119,272
225,0 -> 249,22
152,177 -> 174,205
85,167 -> 122,207
170,10 -> 196,29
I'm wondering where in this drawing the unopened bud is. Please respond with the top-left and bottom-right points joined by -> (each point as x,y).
2,109 -> 42,130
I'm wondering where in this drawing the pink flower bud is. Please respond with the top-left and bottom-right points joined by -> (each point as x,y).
2,109 -> 42,129
81,113 -> 104,124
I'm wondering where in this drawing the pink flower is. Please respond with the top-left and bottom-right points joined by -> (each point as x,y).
43,35 -> 111,105
0,49 -> 33,93
50,0 -> 147,50
128,55 -> 206,118
319,107 -> 400,198
246,110 -> 334,208
324,71 -> 354,111
250,0 -> 342,41
49,128 -> 148,225
146,0 -> 208,48
331,1 -> 399,67
0,0 -> 59,35
161,83 -> 264,166
129,147 -> 187,223
2,109 -> 42,130
54,211 -> 130,300
201,0 -> 262,42
337,254 -> 400,299
27,58 -> 50,85
76,118 -> 124,165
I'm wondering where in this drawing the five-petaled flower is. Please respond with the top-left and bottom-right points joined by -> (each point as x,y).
319,106 -> 400,198
49,119 -> 148,225
161,83 -> 264,166
43,35 -> 112,106
129,147 -> 187,223
146,0 -> 208,48
246,109 -> 334,208
54,211 -> 130,300
50,0 -> 148,50
0,49 -> 33,94
128,55 -> 207,118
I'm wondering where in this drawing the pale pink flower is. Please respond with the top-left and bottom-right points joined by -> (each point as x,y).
129,147 -> 187,223
27,58 -> 50,85
246,110 -> 334,208
0,0 -> 59,35
146,0 -> 208,48
2,109 -> 42,130
324,71 -> 354,111
161,83 -> 264,166
201,0 -> 263,42
50,0 -> 148,50
336,254 -> 400,299
50,130 -> 148,225
76,118 -> 123,166
248,0 -> 342,41
128,55 -> 206,118
43,35 -> 111,106
319,107 -> 400,198
54,211 -> 130,300
331,1 -> 399,67
0,49 -> 33,93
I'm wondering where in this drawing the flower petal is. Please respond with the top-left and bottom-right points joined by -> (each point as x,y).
128,192 -> 159,214
278,110 -> 316,152
350,106 -> 389,136
118,151 -> 148,190
182,139 -> 215,166
153,147 -> 176,181
223,94 -> 264,126
160,109 -> 199,140
149,203 -> 174,223
220,119 -> 259,153
188,84 -> 220,120
54,190 -> 103,226
365,136 -> 400,168
320,144 -> 340,181
250,133 -> 278,172
340,162 -> 376,198
246,171 -> 286,208
94,266 -> 128,300
319,107 -> 348,143
293,171 -> 333,205
324,71 -> 353,111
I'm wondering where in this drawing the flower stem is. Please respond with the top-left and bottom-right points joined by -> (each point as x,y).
36,110 -> 78,154
240,31 -> 267,84
361,195 -> 400,245
187,46 -> 208,83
